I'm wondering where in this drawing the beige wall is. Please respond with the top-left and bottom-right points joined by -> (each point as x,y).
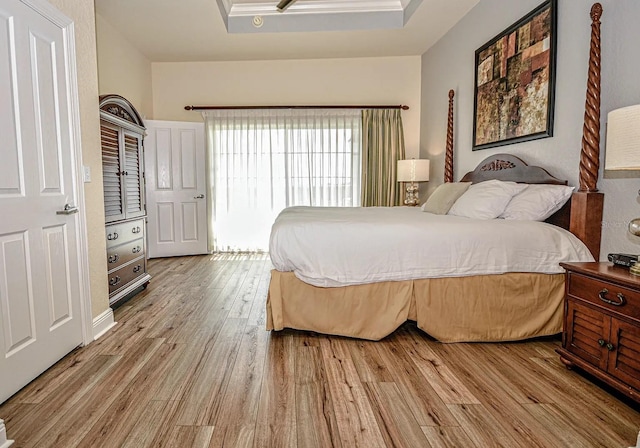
47,0 -> 109,318
96,14 -> 153,118
152,57 -> 422,158
421,0 -> 640,260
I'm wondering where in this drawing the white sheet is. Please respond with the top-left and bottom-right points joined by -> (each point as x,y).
269,206 -> 595,287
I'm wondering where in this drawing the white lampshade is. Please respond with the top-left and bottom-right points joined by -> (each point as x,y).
605,104 -> 640,170
397,159 -> 430,182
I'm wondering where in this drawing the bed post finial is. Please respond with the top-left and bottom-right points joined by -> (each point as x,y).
571,3 -> 604,261
444,90 -> 455,183
579,2 -> 602,192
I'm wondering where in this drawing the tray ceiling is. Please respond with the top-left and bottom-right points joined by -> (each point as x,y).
94,0 -> 479,62
218,0 -> 424,33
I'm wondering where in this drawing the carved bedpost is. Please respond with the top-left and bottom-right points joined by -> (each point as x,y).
570,3 -> 604,260
444,90 -> 455,183
579,3 -> 602,192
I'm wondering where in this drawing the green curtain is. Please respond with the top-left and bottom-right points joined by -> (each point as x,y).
361,109 -> 406,207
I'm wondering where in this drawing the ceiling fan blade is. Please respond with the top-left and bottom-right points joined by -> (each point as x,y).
277,0 -> 297,11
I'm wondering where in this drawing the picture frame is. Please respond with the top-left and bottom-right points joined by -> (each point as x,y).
473,0 -> 557,151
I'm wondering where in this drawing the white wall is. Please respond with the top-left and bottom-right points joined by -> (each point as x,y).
420,0 -> 640,259
152,57 -> 422,158
47,0 -> 109,318
96,14 -> 153,118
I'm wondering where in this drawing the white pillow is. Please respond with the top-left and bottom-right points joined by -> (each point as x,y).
500,184 -> 574,221
448,180 -> 528,219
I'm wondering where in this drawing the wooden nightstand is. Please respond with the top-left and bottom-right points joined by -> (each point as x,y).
557,262 -> 640,403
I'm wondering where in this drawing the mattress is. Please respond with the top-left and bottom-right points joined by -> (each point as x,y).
269,206 -> 594,287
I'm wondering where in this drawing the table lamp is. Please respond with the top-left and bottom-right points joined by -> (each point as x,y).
604,104 -> 640,274
397,159 -> 430,206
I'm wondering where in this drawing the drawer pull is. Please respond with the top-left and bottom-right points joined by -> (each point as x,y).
132,246 -> 141,254
132,226 -> 141,234
109,276 -> 121,286
107,232 -> 119,241
133,265 -> 142,273
597,339 -> 606,347
606,343 -> 615,352
598,288 -> 626,306
108,254 -> 120,264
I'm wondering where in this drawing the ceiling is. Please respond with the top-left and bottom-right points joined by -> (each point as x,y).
94,0 -> 479,62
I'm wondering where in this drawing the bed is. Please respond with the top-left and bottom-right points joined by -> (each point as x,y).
266,5 -> 605,342
266,154 -> 595,342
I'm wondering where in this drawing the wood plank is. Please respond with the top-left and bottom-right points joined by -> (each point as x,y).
1,354 -> 121,445
30,338 -> 165,447
246,262 -> 272,327
162,425 -> 214,448
77,341 -> 185,447
120,400 -> 180,448
447,404 -> 519,447
364,382 -> 431,447
9,344 -> 102,404
529,356 -> 640,444
523,403 -> 610,448
254,332 -> 297,448
150,333 -> 210,402
208,325 -> 268,447
173,318 -> 246,426
321,357 -> 386,447
402,333 -> 480,405
347,339 -> 395,383
228,258 -> 265,319
433,344 -> 566,447
375,337 -> 458,427
294,346 -> 342,448
421,426 -> 475,448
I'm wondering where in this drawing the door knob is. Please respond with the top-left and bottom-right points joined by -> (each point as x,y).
194,194 -> 205,199
57,204 -> 79,215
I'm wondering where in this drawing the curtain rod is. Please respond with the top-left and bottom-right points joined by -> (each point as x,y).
184,104 -> 409,111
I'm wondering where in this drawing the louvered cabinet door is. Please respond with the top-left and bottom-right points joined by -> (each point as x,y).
565,299 -> 610,371
608,319 -> 640,392
101,122 -> 125,222
123,131 -> 145,219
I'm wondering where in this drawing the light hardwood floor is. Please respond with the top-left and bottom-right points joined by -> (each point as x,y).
1,254 -> 639,447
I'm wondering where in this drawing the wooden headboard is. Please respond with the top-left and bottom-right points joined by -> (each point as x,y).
442,3 -> 604,259
459,154 -> 572,231
460,154 -> 567,186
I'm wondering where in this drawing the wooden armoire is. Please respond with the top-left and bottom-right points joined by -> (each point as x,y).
99,95 -> 151,306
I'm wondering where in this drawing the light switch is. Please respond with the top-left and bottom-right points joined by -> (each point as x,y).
83,165 -> 91,182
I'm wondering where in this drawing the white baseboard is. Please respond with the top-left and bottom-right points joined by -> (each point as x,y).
92,308 -> 117,341
0,419 -> 14,448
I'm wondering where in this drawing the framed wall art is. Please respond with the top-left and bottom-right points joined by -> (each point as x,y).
473,0 -> 557,151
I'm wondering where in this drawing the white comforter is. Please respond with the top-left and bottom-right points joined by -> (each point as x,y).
269,206 -> 594,287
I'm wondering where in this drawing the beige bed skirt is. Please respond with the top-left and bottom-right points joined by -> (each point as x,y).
266,270 -> 565,342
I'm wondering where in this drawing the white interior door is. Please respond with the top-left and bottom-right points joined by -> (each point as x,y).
0,0 -> 88,403
145,120 -> 208,258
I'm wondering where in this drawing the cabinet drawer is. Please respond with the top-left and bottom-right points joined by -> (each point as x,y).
108,257 -> 146,294
106,218 -> 145,248
107,238 -> 144,271
567,272 -> 640,321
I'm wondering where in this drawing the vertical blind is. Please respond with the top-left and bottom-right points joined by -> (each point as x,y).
203,109 -> 362,252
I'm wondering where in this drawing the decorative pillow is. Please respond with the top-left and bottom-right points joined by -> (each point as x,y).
448,180 -> 528,219
421,182 -> 472,214
500,184 -> 575,221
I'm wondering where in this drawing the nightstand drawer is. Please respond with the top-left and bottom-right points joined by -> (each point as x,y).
567,272 -> 640,320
